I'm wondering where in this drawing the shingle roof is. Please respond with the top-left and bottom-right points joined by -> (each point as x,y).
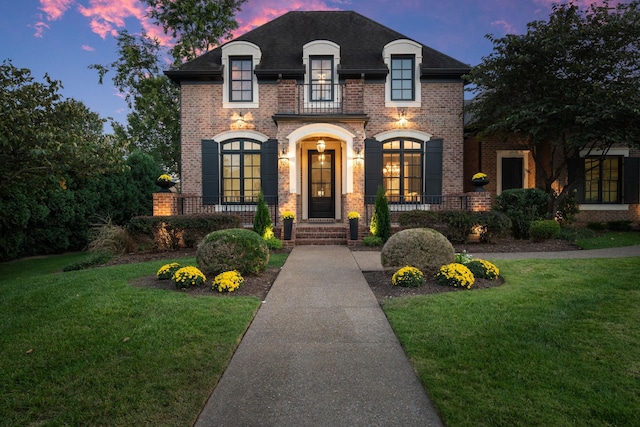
166,11 -> 470,81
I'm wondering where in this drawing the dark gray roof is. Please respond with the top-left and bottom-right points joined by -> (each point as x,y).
166,11 -> 470,81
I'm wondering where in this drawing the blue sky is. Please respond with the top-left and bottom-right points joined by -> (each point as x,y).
0,0 -> 617,130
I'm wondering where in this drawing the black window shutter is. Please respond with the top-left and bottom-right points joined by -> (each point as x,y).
202,140 -> 219,205
261,139 -> 278,199
365,138 -> 382,200
567,156 -> 585,203
424,138 -> 443,196
624,157 -> 640,204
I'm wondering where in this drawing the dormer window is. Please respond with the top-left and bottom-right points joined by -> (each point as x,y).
391,55 -> 415,101
222,41 -> 261,109
230,57 -> 253,102
383,39 -> 422,107
310,56 -> 334,101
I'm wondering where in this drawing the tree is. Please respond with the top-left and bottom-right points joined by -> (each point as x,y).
370,186 -> 391,242
253,190 -> 272,238
466,1 -> 640,215
0,60 -> 126,196
91,0 -> 247,175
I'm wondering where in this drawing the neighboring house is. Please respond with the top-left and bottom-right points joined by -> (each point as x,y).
164,11 -> 476,232
464,102 -> 640,224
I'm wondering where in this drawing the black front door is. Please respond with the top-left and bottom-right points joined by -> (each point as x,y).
309,150 -> 335,218
502,157 -> 523,191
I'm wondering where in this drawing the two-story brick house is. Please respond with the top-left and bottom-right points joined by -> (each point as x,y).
164,11 -> 475,238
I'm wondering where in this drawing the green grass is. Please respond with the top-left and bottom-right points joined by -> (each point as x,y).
383,257 -> 640,427
574,231 -> 640,250
0,253 -> 262,426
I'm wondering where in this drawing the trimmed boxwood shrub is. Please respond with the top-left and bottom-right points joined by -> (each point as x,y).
475,210 -> 512,243
495,188 -> 549,239
127,214 -> 241,250
196,228 -> 269,275
381,228 -> 455,275
529,220 -> 561,242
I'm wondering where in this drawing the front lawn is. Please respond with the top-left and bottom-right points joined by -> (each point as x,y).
574,231 -> 640,250
0,253 -> 262,426
383,257 -> 640,427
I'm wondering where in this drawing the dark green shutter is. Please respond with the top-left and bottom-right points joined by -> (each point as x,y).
424,138 -> 443,196
624,157 -> 640,204
261,139 -> 278,199
365,138 -> 382,200
567,156 -> 585,203
202,140 -> 219,205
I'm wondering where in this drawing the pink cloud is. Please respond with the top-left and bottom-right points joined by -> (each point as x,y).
233,0 -> 340,39
491,19 -> 516,34
32,20 -> 50,38
39,0 -> 75,21
82,44 -> 95,51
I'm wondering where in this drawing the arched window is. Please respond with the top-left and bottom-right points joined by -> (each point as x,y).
382,138 -> 423,202
222,139 -> 261,203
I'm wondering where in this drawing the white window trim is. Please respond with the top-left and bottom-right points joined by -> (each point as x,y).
303,40 -> 340,108
579,148 -> 629,157
496,150 -> 530,195
383,39 -> 422,108
222,41 -> 261,109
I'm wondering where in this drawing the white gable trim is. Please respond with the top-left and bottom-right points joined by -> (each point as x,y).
374,129 -> 432,142
286,123 -> 356,194
212,129 -> 269,143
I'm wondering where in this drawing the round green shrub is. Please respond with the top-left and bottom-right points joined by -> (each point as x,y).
476,210 -> 512,243
495,188 -> 549,239
435,263 -> 475,289
465,259 -> 499,280
196,228 -> 269,275
381,228 -> 455,274
392,266 -> 425,287
529,220 -> 561,242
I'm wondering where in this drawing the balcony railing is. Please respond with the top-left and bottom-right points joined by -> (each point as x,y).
177,195 -> 279,225
364,194 -> 470,225
297,83 -> 343,114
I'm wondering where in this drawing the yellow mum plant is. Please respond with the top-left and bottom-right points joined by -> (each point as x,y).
212,270 -> 245,292
348,211 -> 361,220
465,259 -> 500,280
472,172 -> 487,181
172,266 -> 206,289
157,174 -> 173,182
435,263 -> 475,289
392,266 -> 425,288
282,211 -> 295,220
156,262 -> 181,280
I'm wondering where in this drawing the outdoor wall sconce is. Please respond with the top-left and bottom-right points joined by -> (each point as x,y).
353,147 -> 364,167
278,148 -> 289,166
397,108 -> 408,127
316,139 -> 326,153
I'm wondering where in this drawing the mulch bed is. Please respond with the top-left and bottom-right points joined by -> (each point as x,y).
121,238 -> 579,303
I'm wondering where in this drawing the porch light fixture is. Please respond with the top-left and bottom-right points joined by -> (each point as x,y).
316,139 -> 326,153
397,108 -> 408,127
353,147 -> 364,167
278,148 -> 289,166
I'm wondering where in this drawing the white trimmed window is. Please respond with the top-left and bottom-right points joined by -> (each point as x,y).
222,41 -> 261,109
383,40 -> 422,108
303,40 -> 340,107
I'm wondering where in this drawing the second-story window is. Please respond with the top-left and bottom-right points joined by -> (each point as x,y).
230,57 -> 253,102
310,56 -> 334,101
391,55 -> 415,101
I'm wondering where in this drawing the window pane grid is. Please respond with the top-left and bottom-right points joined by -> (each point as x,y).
382,139 -> 422,202
230,58 -> 252,102
584,157 -> 620,203
222,140 -> 261,203
391,56 -> 414,101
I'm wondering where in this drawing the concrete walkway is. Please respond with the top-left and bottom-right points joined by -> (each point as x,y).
195,246 -> 443,427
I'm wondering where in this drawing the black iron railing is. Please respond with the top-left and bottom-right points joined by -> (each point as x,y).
364,194 -> 470,225
297,83 -> 343,114
177,195 -> 279,225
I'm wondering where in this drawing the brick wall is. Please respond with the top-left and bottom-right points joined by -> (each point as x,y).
153,192 -> 178,216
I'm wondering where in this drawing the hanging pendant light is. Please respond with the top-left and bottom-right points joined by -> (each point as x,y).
316,139 -> 326,153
